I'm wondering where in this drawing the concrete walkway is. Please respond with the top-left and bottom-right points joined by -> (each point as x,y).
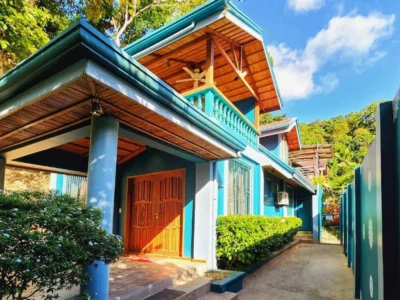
239,243 -> 354,300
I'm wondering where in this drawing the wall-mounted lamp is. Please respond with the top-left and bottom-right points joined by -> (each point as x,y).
91,98 -> 103,117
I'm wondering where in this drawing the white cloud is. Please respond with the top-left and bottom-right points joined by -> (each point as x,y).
288,0 -> 325,13
269,12 -> 395,100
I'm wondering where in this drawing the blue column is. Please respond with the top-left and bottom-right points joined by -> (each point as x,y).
83,116 -> 119,299
0,157 -> 5,191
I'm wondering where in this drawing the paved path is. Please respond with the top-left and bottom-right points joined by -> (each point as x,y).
239,243 -> 354,300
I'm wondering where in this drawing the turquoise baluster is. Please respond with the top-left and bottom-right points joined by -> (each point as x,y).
197,94 -> 203,110
189,96 -> 194,106
205,90 -> 214,117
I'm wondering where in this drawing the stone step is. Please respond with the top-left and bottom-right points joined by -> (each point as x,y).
197,291 -> 238,300
143,277 -> 212,300
121,267 -> 201,300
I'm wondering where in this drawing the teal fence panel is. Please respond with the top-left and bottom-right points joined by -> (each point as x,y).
347,183 -> 353,269
339,100 -> 400,299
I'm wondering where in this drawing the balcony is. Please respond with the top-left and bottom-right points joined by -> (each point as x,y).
182,85 -> 259,147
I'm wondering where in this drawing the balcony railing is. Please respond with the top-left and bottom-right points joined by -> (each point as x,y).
182,85 -> 259,146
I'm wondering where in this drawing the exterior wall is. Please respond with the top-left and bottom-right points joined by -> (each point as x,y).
235,98 -> 255,124
117,148 -> 196,258
260,135 -> 281,158
263,172 -> 295,217
216,155 -> 262,216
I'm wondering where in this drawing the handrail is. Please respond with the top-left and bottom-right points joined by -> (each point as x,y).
182,85 -> 259,146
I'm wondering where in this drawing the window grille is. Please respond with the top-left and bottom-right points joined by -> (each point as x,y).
228,160 -> 251,215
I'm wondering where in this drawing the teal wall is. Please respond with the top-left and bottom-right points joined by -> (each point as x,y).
235,98 -> 255,124
263,172 -> 284,217
260,135 -> 281,159
216,156 -> 261,216
117,148 -> 195,258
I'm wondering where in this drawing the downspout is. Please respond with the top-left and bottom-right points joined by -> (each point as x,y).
132,22 -> 196,59
211,160 -> 218,270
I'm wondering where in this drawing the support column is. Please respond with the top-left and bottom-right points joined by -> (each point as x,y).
83,116 -> 119,299
193,162 -> 217,269
0,157 -> 5,191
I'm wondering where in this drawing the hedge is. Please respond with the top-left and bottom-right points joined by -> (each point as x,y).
216,215 -> 302,270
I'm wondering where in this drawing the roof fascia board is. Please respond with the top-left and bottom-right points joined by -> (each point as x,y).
224,10 -> 262,41
260,127 -> 290,137
132,11 -> 225,59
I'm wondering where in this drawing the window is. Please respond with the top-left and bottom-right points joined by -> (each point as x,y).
228,160 -> 252,215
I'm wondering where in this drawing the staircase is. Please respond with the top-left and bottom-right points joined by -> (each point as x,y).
122,266 -> 238,300
295,231 -> 314,243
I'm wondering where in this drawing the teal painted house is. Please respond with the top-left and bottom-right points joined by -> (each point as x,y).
0,0 -> 319,298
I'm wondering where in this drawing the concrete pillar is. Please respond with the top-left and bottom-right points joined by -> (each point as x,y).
83,116 -> 119,299
193,162 -> 217,269
0,157 -> 5,191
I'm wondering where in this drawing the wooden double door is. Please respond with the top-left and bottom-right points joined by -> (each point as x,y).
126,169 -> 185,256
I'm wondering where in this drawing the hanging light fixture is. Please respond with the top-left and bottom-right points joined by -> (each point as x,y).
91,98 -> 103,117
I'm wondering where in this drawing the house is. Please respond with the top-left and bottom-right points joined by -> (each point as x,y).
0,0 -> 320,297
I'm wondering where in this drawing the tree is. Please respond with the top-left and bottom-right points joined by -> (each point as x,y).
82,0 -> 208,47
300,101 -> 382,198
0,191 -> 123,299
0,0 -> 70,73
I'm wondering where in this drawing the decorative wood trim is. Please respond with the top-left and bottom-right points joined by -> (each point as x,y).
213,37 -> 261,103
205,38 -> 215,85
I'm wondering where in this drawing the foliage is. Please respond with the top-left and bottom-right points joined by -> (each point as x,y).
0,0 -> 208,72
259,112 -> 286,125
0,0 -> 70,73
216,215 -> 301,270
0,191 -> 123,299
5,167 -> 50,192
82,0 -> 208,47
300,102 -> 379,198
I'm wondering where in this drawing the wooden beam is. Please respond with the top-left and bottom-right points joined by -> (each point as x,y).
143,35 -> 209,69
213,37 -> 261,102
205,28 -> 241,48
0,98 -> 90,142
205,38 -> 215,85
166,58 -> 202,68
118,146 -> 147,164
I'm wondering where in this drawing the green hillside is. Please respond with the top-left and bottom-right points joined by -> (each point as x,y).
261,102 -> 380,199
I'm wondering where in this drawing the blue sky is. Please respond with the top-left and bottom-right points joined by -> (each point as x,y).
235,0 -> 400,123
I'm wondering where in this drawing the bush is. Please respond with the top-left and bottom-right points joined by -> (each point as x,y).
216,215 -> 302,270
0,191 -> 124,299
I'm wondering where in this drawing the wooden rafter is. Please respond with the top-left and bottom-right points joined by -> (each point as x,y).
213,37 -> 261,102
143,35 -> 210,69
118,146 -> 147,164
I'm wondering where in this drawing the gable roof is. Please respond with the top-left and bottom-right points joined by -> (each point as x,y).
260,118 -> 302,151
123,0 -> 283,113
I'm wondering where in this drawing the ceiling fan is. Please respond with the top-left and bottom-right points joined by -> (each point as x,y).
176,67 -> 207,88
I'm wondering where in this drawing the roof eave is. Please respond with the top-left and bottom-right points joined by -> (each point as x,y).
0,20 -> 246,153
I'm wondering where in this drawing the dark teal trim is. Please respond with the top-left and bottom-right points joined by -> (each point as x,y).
124,0 -> 262,56
0,20 -> 246,153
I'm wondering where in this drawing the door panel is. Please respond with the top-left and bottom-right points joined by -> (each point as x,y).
127,169 -> 184,256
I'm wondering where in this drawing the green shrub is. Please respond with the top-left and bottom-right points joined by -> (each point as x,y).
216,215 -> 302,270
0,191 -> 124,299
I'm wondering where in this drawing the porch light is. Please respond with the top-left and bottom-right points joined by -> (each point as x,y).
91,98 -> 103,117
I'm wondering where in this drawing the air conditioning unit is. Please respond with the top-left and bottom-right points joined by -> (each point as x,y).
277,191 -> 289,206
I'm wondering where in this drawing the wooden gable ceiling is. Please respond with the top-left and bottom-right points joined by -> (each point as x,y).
137,17 -> 281,112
